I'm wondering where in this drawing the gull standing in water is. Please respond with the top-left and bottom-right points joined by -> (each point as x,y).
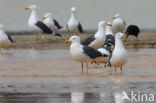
65,36 -> 102,74
110,32 -> 128,73
42,13 -> 62,39
66,7 -> 83,35
25,4 -> 53,43
112,14 -> 126,34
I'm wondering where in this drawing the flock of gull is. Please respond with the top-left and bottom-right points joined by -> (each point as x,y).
0,4 -> 141,74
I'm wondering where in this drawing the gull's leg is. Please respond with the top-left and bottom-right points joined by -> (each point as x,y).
109,66 -> 112,75
52,33 -> 55,40
86,63 -> 88,75
104,63 -> 106,67
120,66 -> 123,74
46,34 -> 50,40
39,33 -> 43,43
35,32 -> 39,43
81,62 -> 84,74
6,48 -> 10,54
115,67 -> 117,73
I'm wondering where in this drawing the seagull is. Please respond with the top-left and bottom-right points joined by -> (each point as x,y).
0,24 -> 13,50
25,4 -> 53,43
65,36 -> 102,74
110,32 -> 128,73
42,13 -> 62,39
104,22 -> 115,49
81,21 -> 107,49
125,25 -> 140,41
112,14 -> 126,34
66,7 -> 83,35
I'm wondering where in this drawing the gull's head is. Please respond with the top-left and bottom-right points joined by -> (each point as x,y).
113,13 -> 121,19
98,21 -> 107,28
107,22 -> 112,27
25,4 -> 37,10
0,24 -> 4,30
65,36 -> 80,44
43,13 -> 51,20
71,7 -> 76,14
115,32 -> 127,39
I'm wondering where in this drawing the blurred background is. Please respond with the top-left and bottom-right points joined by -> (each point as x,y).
0,0 -> 155,32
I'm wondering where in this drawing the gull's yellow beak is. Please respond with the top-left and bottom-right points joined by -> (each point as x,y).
65,40 -> 71,44
122,34 -> 127,38
107,24 -> 112,26
25,7 -> 30,10
42,17 -> 46,20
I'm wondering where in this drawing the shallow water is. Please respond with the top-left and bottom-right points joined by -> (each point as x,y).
0,48 -> 155,102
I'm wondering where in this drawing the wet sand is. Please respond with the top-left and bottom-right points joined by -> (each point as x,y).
10,32 -> 156,49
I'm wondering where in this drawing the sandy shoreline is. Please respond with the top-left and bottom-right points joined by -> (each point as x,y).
9,32 -> 156,49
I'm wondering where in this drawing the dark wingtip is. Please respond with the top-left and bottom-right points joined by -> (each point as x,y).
59,26 -> 63,29
12,40 -> 16,43
54,33 -> 62,37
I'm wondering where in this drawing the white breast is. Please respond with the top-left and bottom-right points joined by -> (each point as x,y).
70,43 -> 89,62
68,18 -> 79,33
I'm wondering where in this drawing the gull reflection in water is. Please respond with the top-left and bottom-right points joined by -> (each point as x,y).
71,92 -> 85,103
113,91 -> 131,103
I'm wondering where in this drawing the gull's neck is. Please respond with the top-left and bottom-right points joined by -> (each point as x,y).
95,26 -> 106,37
70,13 -> 77,20
0,30 -> 5,36
71,42 -> 80,46
46,17 -> 53,22
29,9 -> 38,23
70,42 -> 82,51
106,26 -> 113,35
114,38 -> 124,50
